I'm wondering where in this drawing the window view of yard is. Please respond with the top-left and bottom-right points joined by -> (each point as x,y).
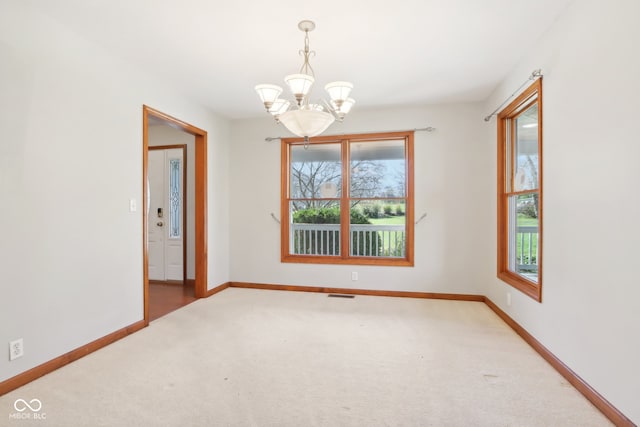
513,194 -> 539,279
285,134 -> 412,264
497,78 -> 541,298
291,202 -> 407,258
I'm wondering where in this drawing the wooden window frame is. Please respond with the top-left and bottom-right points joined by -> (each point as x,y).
497,79 -> 543,301
281,131 -> 414,266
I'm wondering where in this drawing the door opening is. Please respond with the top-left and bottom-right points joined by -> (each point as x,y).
143,106 -> 208,324
148,145 -> 187,285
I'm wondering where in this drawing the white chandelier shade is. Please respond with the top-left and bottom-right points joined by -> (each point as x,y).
340,98 -> 356,114
278,109 -> 335,138
255,20 -> 354,139
254,84 -> 282,108
269,99 -> 291,116
284,74 -> 315,103
325,81 -> 353,106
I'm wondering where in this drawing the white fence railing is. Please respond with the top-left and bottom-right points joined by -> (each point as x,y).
291,224 -> 340,256
291,224 -> 537,267
516,225 -> 538,273
291,223 -> 405,257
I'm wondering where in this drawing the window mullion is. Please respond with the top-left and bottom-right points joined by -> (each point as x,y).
510,119 -> 516,193
404,134 -> 414,261
281,141 -> 288,259
340,139 -> 350,259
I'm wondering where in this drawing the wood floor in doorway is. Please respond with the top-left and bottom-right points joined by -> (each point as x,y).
149,282 -> 196,321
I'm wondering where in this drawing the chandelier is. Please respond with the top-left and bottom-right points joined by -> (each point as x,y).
255,20 -> 355,140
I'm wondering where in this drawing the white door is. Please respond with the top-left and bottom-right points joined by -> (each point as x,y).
148,148 -> 184,281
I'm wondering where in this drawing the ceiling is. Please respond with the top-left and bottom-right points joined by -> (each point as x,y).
30,0 -> 571,120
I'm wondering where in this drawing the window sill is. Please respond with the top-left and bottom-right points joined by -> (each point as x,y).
282,254 -> 414,267
497,271 -> 542,302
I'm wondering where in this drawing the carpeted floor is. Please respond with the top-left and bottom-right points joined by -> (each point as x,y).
1,288 -> 611,426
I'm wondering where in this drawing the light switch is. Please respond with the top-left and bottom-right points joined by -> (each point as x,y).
129,198 -> 137,212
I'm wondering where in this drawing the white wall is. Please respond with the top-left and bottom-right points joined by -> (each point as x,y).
230,104 -> 492,294
149,126 -> 196,280
0,3 -> 230,382
3,0 -> 636,422
483,0 -> 640,422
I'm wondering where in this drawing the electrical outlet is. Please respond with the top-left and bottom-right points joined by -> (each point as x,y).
351,272 -> 358,281
9,338 -> 24,361
507,292 -> 512,307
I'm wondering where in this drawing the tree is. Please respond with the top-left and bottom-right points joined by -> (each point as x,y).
524,155 -> 539,218
515,155 -> 539,219
290,160 -> 341,209
290,159 -> 388,210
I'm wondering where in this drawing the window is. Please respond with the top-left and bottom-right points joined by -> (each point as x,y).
169,158 -> 182,238
281,131 -> 414,266
497,79 -> 542,301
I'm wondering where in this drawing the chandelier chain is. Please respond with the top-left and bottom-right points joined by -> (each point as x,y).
298,29 -> 315,77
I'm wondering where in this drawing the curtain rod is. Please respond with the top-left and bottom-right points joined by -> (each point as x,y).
265,126 -> 435,142
483,69 -> 543,122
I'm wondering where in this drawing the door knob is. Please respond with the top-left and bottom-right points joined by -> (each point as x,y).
157,221 -> 164,227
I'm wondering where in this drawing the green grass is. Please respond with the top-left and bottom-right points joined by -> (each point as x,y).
368,215 -> 406,225
517,214 -> 538,226
359,216 -> 406,257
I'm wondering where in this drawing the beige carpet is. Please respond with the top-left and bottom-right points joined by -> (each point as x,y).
1,288 -> 611,426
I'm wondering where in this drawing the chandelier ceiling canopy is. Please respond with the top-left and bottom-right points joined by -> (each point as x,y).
255,20 -> 355,140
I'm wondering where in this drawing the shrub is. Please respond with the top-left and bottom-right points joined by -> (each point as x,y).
395,204 -> 404,216
362,202 -> 382,219
517,194 -> 539,218
383,239 -> 405,257
517,203 -> 538,218
293,207 -> 340,224
292,207 -> 381,256
293,207 -> 371,225
350,210 -> 370,225
383,204 -> 393,216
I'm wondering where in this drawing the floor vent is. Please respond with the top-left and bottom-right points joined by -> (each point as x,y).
327,294 -> 355,299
